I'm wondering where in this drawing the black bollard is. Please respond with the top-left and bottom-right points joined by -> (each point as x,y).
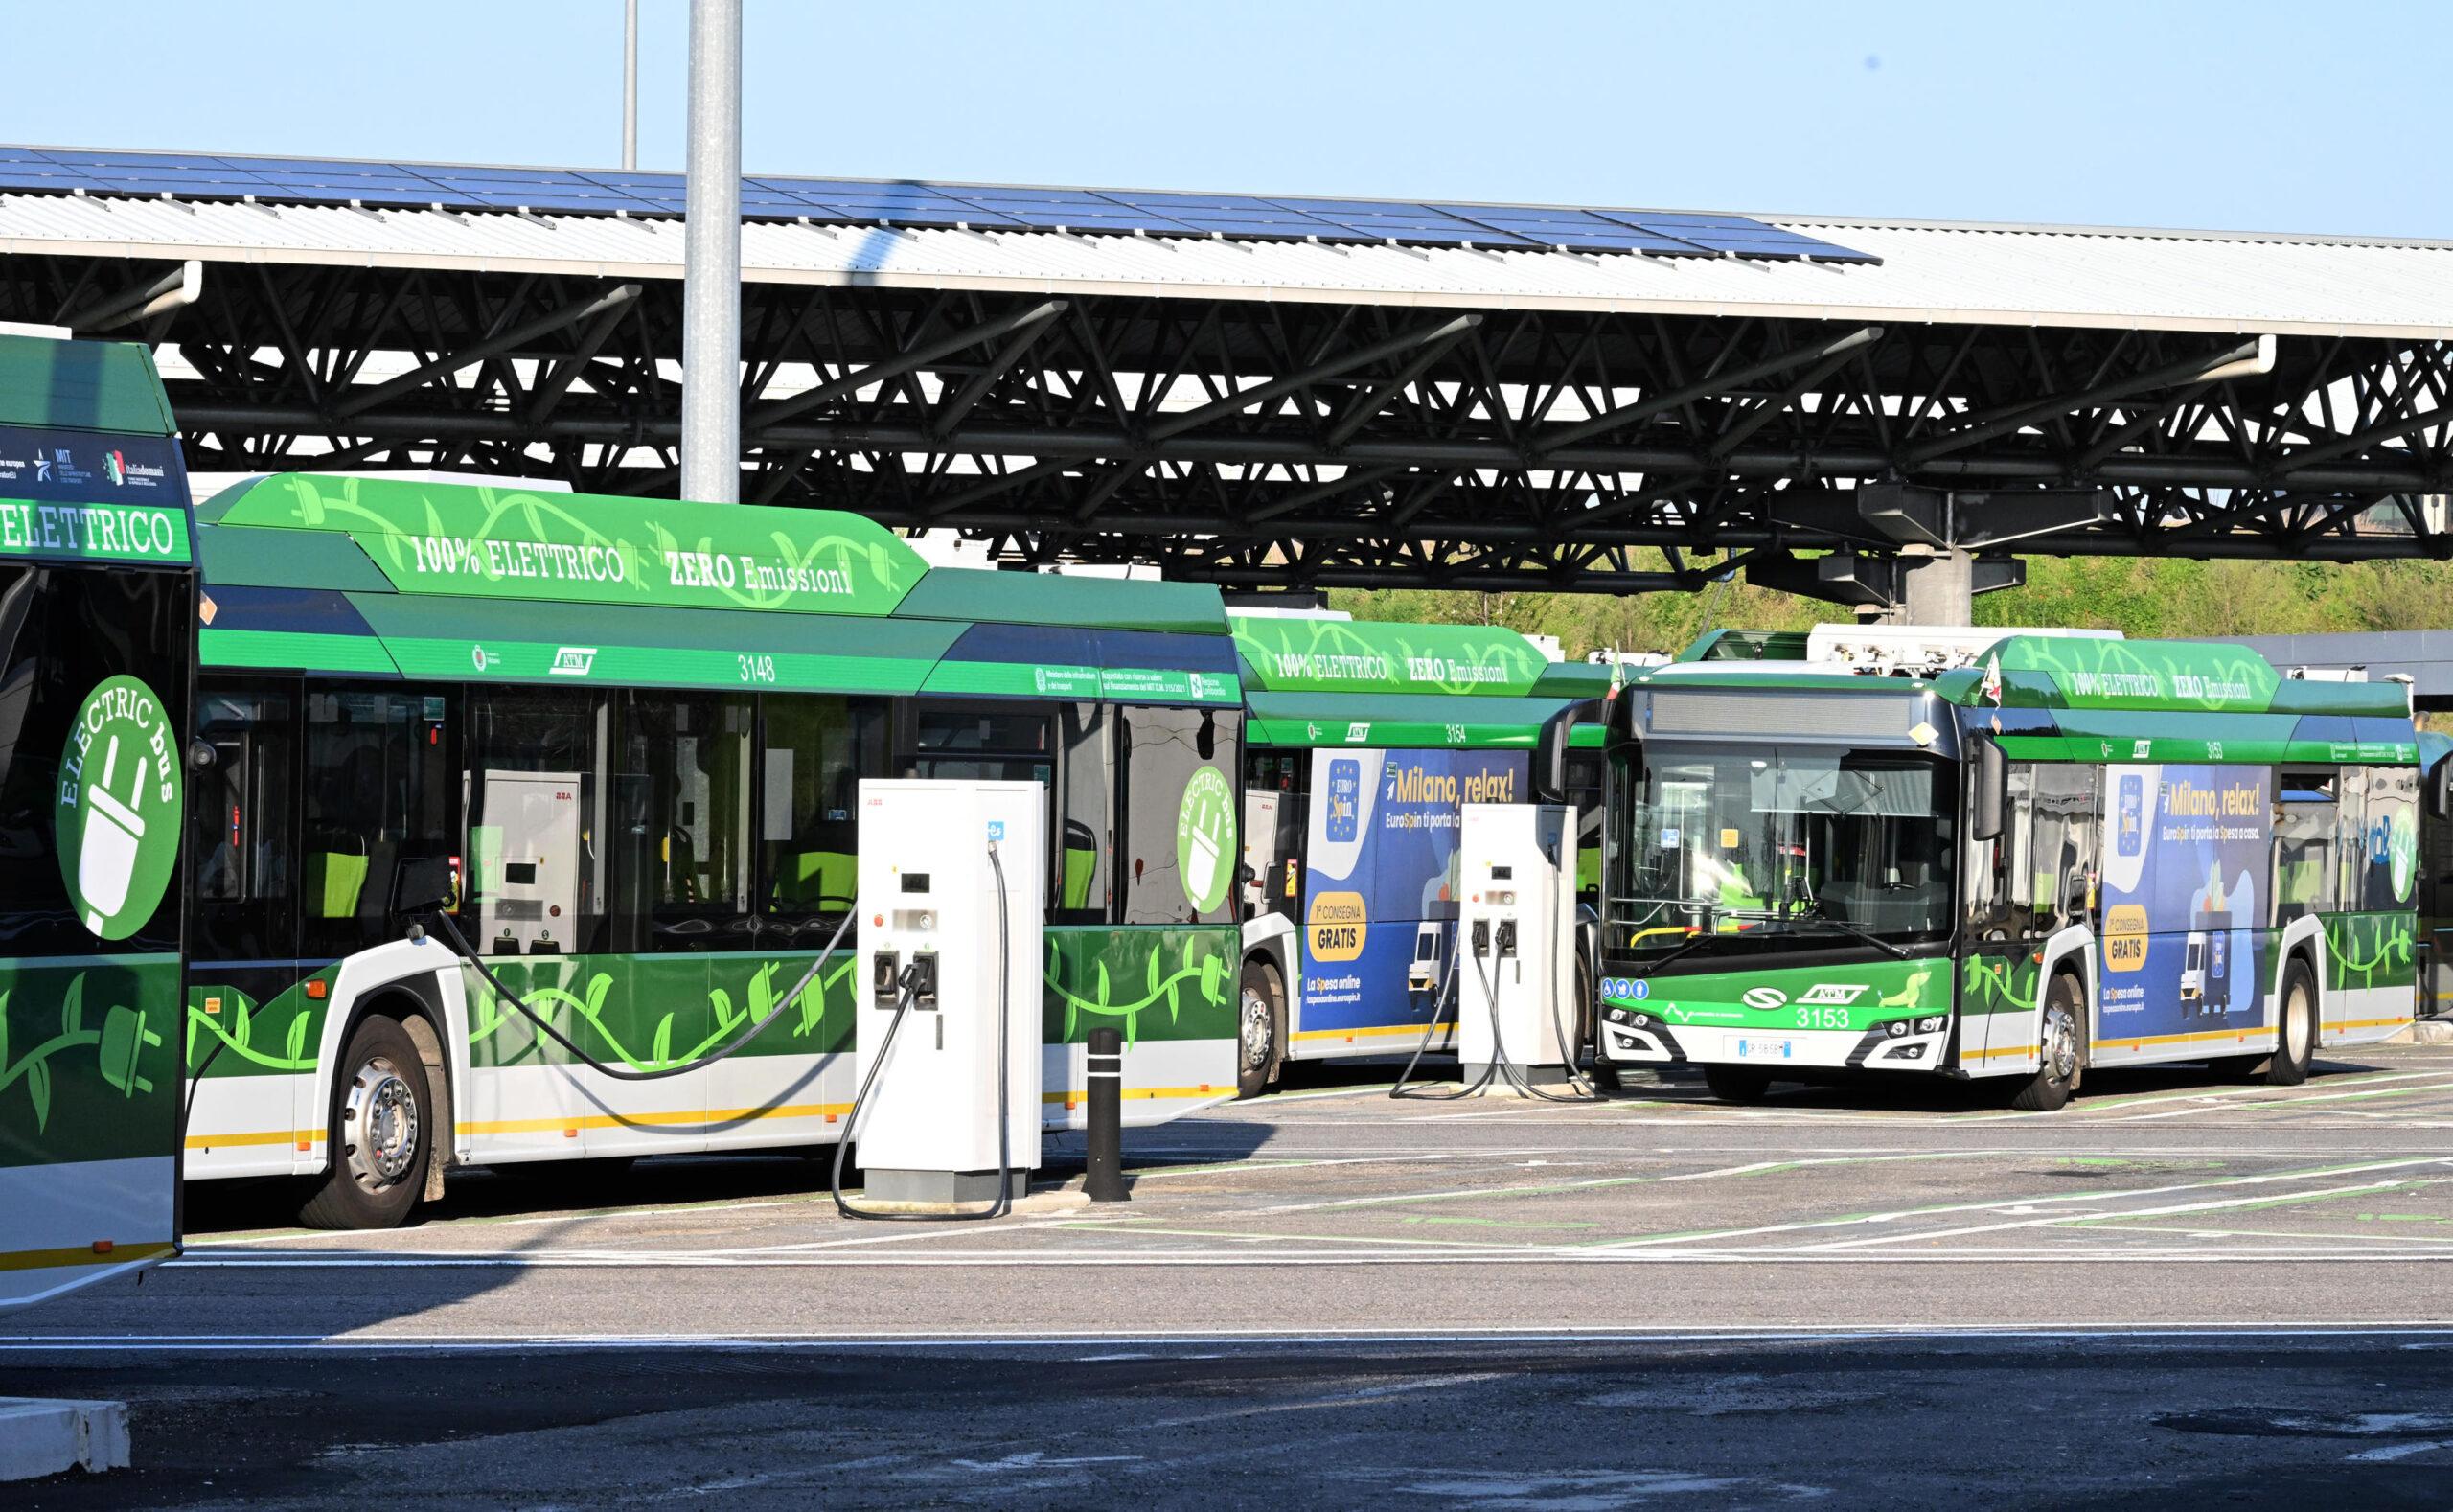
1085,1026 -> 1127,1203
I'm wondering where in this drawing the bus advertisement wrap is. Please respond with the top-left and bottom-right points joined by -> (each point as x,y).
2098,763 -> 2270,1035
1297,748 -> 1524,1035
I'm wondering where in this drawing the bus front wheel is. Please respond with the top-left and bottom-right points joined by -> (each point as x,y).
2011,974 -> 2085,1112
2265,958 -> 2318,1087
298,1014 -> 433,1230
1237,961 -> 1284,1100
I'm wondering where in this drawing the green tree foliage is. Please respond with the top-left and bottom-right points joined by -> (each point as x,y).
1331,557 -> 2453,661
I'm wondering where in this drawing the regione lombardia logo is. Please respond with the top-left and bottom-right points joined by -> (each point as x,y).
56,675 -> 184,939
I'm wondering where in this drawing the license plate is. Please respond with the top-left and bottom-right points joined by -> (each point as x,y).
1734,1038 -> 1798,1061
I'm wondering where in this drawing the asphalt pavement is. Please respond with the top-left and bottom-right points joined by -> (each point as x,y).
12,1044 -> 2453,1506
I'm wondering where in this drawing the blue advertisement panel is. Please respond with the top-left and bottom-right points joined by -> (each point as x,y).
1298,748 -> 1525,1036
2097,763 -> 2270,1037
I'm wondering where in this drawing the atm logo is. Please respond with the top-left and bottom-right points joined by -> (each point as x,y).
549,647 -> 598,676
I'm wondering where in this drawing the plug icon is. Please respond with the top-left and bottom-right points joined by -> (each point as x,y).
99,1005 -> 160,1097
78,734 -> 150,934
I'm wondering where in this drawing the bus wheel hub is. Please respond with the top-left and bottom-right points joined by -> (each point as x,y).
1240,989 -> 1272,1068
345,1056 -> 420,1187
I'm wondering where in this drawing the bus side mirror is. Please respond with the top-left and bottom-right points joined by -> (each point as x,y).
1971,738 -> 2006,842
392,856 -> 455,916
1534,699 -> 1602,805
2433,760 -> 2451,821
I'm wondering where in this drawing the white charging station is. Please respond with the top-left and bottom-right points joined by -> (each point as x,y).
1457,803 -> 1579,1091
852,779 -> 1046,1205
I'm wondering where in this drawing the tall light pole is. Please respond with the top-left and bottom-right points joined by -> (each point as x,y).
680,0 -> 742,503
621,0 -> 638,171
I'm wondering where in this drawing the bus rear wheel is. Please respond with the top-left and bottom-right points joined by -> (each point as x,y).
1702,1065 -> 1771,1104
1237,961 -> 1284,1100
298,1014 -> 432,1230
2011,974 -> 2085,1112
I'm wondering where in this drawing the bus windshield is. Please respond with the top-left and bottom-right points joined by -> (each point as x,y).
1607,741 -> 1956,956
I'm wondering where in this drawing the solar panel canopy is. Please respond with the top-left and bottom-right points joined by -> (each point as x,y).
0,147 -> 1880,264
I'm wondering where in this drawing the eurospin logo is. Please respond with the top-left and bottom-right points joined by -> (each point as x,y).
55,675 -> 183,940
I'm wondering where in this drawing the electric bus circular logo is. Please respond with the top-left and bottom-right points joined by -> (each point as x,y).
55,675 -> 183,940
1176,766 -> 1235,914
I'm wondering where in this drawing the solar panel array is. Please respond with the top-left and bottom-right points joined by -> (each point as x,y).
0,147 -> 1881,264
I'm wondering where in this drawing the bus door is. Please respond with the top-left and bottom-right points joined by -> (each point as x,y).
0,338 -> 195,1308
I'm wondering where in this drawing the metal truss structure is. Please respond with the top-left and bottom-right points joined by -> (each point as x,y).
8,255 -> 2451,593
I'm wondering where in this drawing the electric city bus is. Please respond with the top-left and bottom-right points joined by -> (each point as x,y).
181,473 -> 1241,1227
1593,624 -> 2439,1110
0,333 -> 194,1305
1233,610 -> 1610,1095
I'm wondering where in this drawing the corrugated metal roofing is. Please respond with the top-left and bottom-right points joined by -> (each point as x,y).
8,189 -> 2453,339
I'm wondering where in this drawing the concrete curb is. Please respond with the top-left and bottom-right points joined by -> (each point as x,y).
2385,1019 -> 2453,1045
0,1398 -> 129,1482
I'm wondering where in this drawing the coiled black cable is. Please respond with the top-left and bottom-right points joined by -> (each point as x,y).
424,906 -> 851,1082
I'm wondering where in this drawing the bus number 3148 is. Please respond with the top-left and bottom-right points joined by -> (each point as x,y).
736,653 -> 777,684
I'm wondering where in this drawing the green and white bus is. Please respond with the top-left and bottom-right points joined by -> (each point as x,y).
0,333 -> 195,1305
1593,625 -> 2439,1110
182,473 -> 1241,1226
1233,611 -> 1609,1094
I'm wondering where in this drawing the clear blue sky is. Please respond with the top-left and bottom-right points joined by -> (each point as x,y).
11,1 -> 2445,237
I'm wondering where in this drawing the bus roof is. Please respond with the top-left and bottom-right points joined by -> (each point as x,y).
1653,624 -> 2411,720
0,332 -> 179,436
1233,613 -> 1610,749
194,473 -> 1238,703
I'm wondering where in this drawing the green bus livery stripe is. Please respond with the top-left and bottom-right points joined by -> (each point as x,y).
1600,956 -> 1950,1034
1247,718 -> 1544,749
189,927 -> 1240,1082
0,495 -> 191,566
924,660 -> 1242,704
200,627 -> 401,676
378,637 -> 936,695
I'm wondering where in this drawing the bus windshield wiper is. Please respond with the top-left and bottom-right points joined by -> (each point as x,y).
1802,905 -> 1909,959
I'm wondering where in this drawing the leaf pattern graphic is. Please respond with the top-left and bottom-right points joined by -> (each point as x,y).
26,1059 -> 49,1133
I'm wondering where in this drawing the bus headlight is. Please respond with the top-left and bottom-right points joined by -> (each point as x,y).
1916,1015 -> 1946,1034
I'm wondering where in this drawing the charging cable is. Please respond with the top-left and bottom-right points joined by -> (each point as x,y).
1390,931 -> 1500,1101
831,839 -> 1015,1224
1470,933 -> 1597,1104
422,907 -> 850,1083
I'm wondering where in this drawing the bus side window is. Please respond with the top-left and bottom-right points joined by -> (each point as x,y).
2276,769 -> 2340,922
2029,765 -> 2098,932
1966,763 -> 2036,938
457,688 -> 607,959
1120,706 -> 1241,926
302,688 -> 452,960
1055,702 -> 1114,924
610,691 -> 752,952
756,694 -> 887,944
192,684 -> 299,963
2354,765 -> 2419,913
